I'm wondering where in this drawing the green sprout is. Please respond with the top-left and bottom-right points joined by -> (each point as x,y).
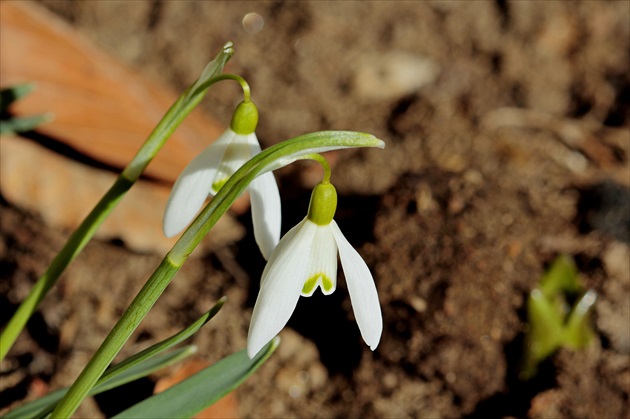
521,255 -> 597,380
0,83 -> 52,134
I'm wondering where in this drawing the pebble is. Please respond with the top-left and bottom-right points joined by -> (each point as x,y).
354,51 -> 440,100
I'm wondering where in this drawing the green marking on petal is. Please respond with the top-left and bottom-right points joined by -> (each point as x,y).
322,275 -> 334,292
212,177 -> 229,192
302,273 -> 334,296
302,275 -> 318,295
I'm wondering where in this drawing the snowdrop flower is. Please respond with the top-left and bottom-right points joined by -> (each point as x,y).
247,179 -> 382,358
163,100 -> 281,260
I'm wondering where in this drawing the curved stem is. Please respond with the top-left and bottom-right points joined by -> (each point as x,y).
297,153 -> 332,183
206,74 -> 251,102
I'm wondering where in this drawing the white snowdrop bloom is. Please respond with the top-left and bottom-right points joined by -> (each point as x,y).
163,101 -> 281,260
247,181 -> 382,358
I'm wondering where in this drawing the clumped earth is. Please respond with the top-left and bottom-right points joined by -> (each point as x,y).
2,1 -> 629,418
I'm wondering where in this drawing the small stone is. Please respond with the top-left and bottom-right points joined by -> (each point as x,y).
354,51 -> 440,100
383,372 -> 398,389
409,296 -> 427,313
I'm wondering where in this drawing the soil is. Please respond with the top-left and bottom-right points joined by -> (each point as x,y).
2,1 -> 629,418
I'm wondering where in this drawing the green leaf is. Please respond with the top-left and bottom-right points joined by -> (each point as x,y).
1,82 -> 52,134
185,42 -> 235,103
521,289 -> 565,380
0,83 -> 36,111
521,255 -> 598,380
539,255 -> 580,299
3,388 -> 65,418
563,290 -> 597,349
4,346 -> 195,419
528,289 -> 565,357
100,296 -> 226,383
5,298 -> 225,418
0,114 -> 52,135
113,337 -> 280,419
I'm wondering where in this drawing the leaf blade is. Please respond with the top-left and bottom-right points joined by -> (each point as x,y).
4,298 -> 225,419
113,337 -> 280,419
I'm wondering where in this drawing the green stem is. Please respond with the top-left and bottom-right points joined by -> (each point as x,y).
298,153 -> 332,183
51,258 -> 180,418
51,131 -> 383,417
206,74 -> 251,102
0,43 -> 235,363
0,176 -> 131,362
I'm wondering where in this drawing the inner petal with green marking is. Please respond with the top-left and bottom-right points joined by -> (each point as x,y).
302,273 -> 335,297
300,223 -> 339,297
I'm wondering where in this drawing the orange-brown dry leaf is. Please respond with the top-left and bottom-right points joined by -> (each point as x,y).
0,2 -> 252,252
0,1 -> 222,184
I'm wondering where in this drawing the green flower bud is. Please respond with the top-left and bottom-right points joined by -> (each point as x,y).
230,100 -> 258,134
307,181 -> 337,226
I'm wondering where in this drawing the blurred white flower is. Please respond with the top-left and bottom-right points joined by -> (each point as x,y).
247,181 -> 382,358
163,101 -> 280,260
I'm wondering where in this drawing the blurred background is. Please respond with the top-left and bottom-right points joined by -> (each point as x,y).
1,1 -> 628,417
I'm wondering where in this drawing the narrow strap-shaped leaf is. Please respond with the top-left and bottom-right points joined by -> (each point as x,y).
0,83 -> 36,110
5,298 -> 224,418
563,289 -> 597,349
5,346 -> 195,419
520,289 -> 565,380
0,114 -> 52,134
539,254 -> 580,299
101,296 -> 225,383
113,337 -> 280,419
0,83 -> 52,134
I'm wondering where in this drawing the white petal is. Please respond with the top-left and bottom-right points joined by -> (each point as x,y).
330,221 -> 382,350
210,132 -> 254,194
163,130 -> 235,237
249,171 -> 281,260
246,132 -> 263,155
302,225 -> 338,296
247,219 -> 317,358
243,132 -> 281,260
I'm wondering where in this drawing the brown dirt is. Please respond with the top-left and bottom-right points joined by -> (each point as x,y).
2,1 -> 629,418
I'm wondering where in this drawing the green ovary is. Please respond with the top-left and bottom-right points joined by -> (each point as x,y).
302,273 -> 334,295
306,182 -> 337,226
230,101 -> 259,135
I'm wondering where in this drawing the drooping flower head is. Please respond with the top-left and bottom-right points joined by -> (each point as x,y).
163,100 -> 281,260
247,176 -> 383,358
